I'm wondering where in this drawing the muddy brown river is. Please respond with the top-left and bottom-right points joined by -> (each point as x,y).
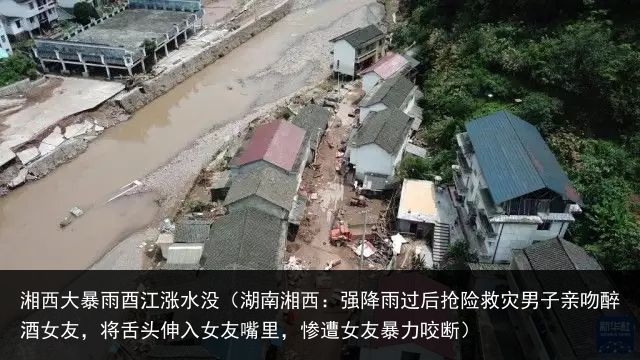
0,0 -> 381,269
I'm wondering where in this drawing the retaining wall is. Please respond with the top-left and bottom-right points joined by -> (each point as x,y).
115,0 -> 293,113
0,77 -> 47,97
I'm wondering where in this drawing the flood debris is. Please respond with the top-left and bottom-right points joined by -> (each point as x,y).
70,207 -> 84,217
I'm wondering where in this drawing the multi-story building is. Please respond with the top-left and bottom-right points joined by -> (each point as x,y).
452,110 -> 583,263
0,0 -> 58,40
0,20 -> 12,57
329,24 -> 386,78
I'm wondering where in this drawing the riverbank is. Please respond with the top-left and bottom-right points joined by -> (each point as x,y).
0,0 -> 383,270
0,0 -> 293,196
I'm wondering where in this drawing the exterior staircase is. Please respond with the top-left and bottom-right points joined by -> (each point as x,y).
432,222 -> 450,264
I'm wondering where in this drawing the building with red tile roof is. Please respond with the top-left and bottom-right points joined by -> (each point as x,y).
231,120 -> 307,173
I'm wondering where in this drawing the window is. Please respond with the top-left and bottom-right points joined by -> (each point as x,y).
400,351 -> 421,360
1,35 -> 6,43
29,17 -> 35,24
15,20 -> 21,29
29,2 -> 35,10
537,221 -> 552,231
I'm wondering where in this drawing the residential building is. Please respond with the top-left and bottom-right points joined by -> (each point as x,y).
507,238 -> 630,359
359,51 -> 416,93
452,110 -> 583,263
396,179 -> 451,265
202,208 -> 287,270
0,0 -> 59,40
329,24 -> 385,77
347,108 -> 412,191
230,119 -> 309,184
160,218 -> 212,265
224,165 -> 299,220
290,104 -> 331,163
358,75 -> 419,127
0,21 -> 12,57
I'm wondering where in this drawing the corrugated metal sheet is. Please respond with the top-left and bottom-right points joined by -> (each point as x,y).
359,51 -> 408,79
465,111 -> 581,204
231,120 -> 305,172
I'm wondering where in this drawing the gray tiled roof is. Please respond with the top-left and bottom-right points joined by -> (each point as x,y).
522,238 -> 601,270
204,208 -> 285,270
291,104 -> 331,151
224,165 -> 297,211
360,75 -> 415,108
174,219 -> 213,243
351,108 -> 412,154
330,24 -> 384,49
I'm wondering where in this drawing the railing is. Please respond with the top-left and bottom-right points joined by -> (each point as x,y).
453,173 -> 467,195
356,48 -> 376,62
478,211 -> 496,238
456,150 -> 471,173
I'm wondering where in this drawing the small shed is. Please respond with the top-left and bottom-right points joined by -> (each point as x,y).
209,170 -> 231,201
396,179 -> 438,238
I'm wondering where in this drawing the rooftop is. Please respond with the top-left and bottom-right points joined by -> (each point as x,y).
329,24 -> 384,49
204,208 -> 285,270
231,120 -> 306,172
397,179 -> 438,223
67,9 -> 194,51
290,104 -> 331,151
465,110 -> 582,205
224,164 -> 298,211
517,238 -> 601,270
351,108 -> 412,155
359,51 -> 408,79
360,75 -> 415,108
174,218 -> 213,243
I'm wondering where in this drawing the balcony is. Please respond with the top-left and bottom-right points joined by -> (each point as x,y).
456,150 -> 471,173
478,210 -> 496,238
453,173 -> 467,195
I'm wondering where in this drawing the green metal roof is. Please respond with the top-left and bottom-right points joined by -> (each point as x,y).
465,110 -> 582,205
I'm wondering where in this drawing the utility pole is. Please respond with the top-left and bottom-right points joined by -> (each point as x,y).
359,209 -> 368,270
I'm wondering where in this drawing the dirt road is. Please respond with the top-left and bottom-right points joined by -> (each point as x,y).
0,0 -> 383,269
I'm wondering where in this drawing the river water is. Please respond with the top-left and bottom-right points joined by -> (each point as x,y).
0,0 -> 381,269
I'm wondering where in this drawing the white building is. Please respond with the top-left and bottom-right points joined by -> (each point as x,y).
348,108 -> 412,191
329,24 -> 385,78
0,21 -> 12,57
452,110 -> 583,263
358,75 -> 419,127
0,0 -> 58,40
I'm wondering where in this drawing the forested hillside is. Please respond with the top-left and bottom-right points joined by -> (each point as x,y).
393,0 -> 640,269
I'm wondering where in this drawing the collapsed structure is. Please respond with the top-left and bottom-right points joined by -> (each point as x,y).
33,0 -> 202,78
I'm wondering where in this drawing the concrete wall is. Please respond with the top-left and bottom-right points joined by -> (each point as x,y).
0,76 -> 46,97
115,0 -> 294,113
361,71 -> 380,93
359,102 -> 386,123
350,143 -> 394,180
332,39 -> 356,77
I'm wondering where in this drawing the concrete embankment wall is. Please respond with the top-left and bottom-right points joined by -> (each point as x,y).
0,77 -> 47,97
115,0 -> 294,113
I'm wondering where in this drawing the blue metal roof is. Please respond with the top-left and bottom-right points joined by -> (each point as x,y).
465,111 -> 582,205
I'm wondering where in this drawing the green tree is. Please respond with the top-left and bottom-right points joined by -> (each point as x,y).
0,53 -> 38,86
73,2 -> 99,26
